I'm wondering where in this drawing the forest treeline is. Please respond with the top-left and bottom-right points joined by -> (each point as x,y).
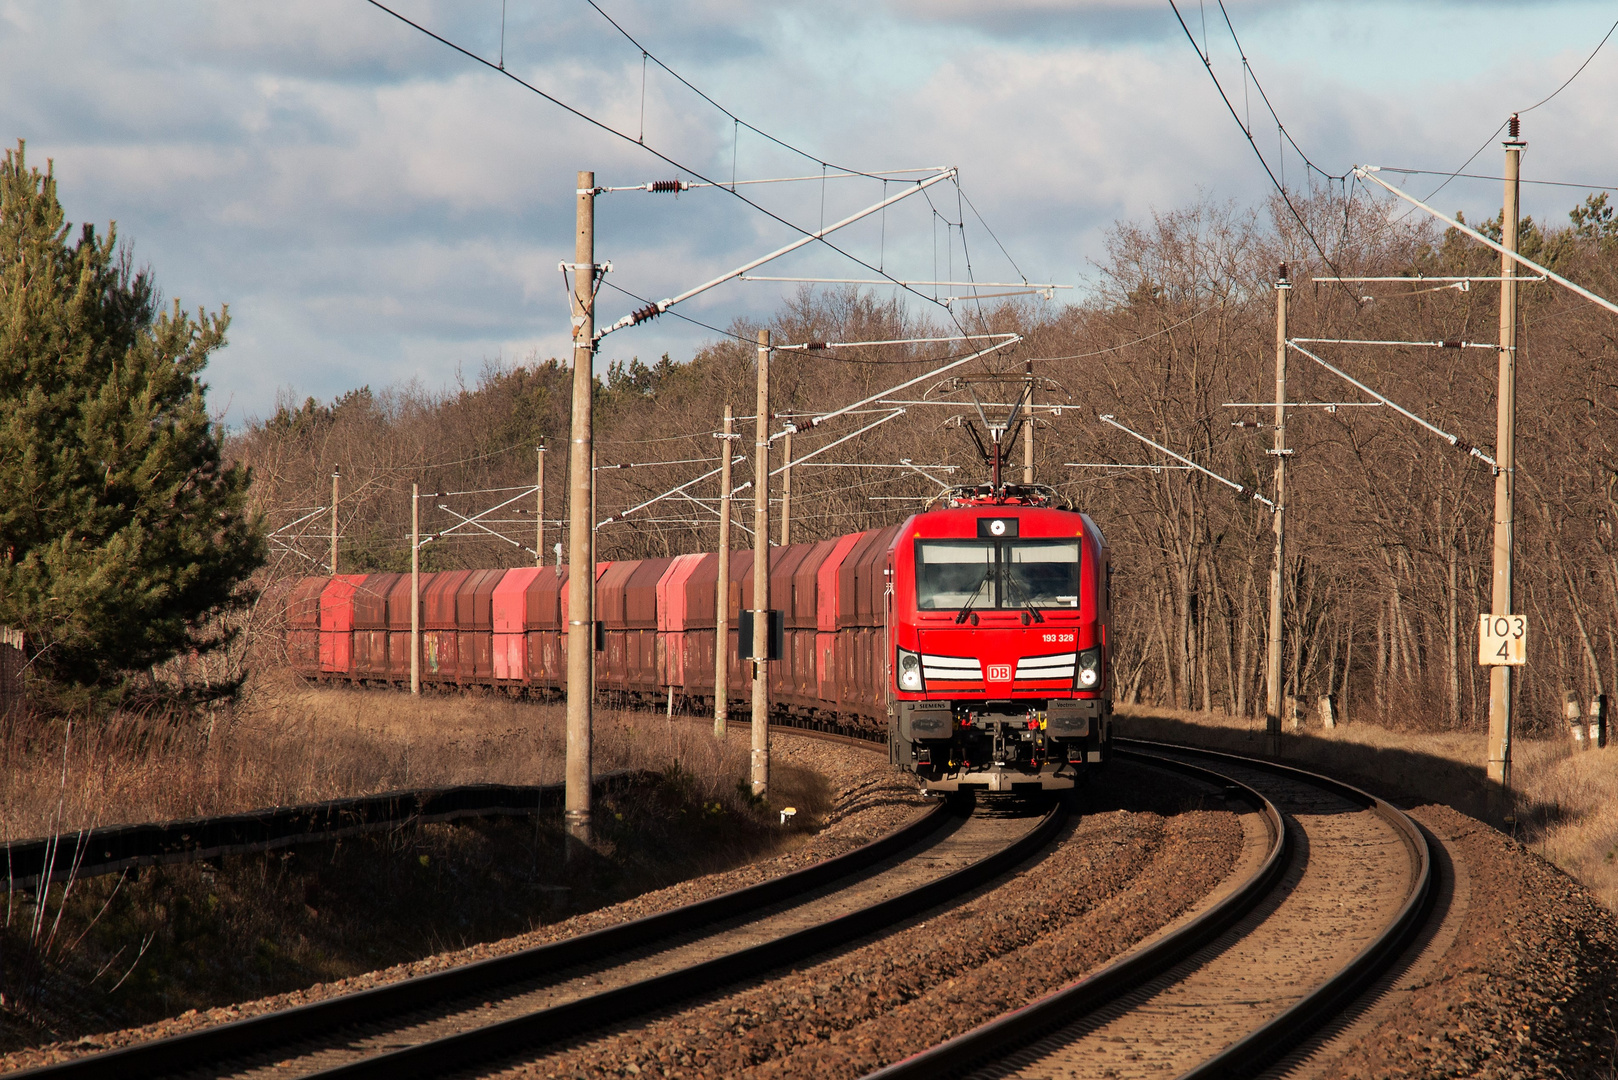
231,188 -> 1618,734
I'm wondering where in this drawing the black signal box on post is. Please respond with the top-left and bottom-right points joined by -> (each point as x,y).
738,610 -> 784,661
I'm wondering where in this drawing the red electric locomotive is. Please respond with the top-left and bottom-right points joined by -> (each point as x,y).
887,486 -> 1112,793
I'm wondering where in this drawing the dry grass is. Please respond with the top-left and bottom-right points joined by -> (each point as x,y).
1,673 -> 825,1043
1118,704 -> 1618,912
0,670 -> 753,843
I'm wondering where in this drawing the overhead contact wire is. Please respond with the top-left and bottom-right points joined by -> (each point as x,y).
362,0 -> 970,331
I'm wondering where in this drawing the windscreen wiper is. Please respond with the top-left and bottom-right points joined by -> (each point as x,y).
954,577 -> 990,624
1002,571 -> 1046,623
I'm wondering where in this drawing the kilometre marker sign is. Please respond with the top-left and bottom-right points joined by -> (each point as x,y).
1478,614 -> 1527,666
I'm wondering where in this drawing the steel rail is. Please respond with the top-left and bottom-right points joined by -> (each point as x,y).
300,797 -> 1068,1080
863,751 -> 1287,1080
863,741 -> 1434,1080
15,731 -> 940,1080
1140,741 -> 1436,1080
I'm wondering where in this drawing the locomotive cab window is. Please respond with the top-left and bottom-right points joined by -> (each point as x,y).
915,538 -> 1081,610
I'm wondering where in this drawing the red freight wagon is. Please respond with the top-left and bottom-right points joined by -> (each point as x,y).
556,562 -> 611,692
788,539 -> 839,709
595,561 -> 637,691
815,533 -> 863,704
318,575 -> 368,676
851,525 -> 902,717
351,573 -> 399,680
457,568 -> 506,682
619,558 -> 671,694
286,576 -> 329,677
384,574 -> 419,682
524,567 -> 568,689
766,545 -> 813,707
422,569 -> 472,681
828,529 -> 883,715
493,567 -> 542,682
723,550 -> 755,702
677,550 -> 751,706
676,553 -> 721,696
656,553 -> 705,689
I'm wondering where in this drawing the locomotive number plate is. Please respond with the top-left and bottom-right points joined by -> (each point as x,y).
987,664 -> 1013,682
1042,633 -> 1076,644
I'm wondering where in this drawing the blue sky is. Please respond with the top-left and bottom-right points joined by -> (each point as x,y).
2,0 -> 1614,427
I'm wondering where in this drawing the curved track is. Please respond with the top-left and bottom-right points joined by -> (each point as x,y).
17,729 -> 1063,1080
16,732 -> 1437,1080
867,740 -> 1434,1080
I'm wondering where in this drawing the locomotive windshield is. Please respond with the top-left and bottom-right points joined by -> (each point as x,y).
914,539 -> 1081,610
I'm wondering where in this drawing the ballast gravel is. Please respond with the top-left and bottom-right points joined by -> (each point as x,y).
492,796 -> 1244,1080
1315,803 -> 1618,1080
0,733 -> 925,1073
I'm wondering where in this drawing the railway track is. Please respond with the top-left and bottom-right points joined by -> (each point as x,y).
16,728 -> 1062,1080
868,739 -> 1435,1080
18,732 -> 1439,1080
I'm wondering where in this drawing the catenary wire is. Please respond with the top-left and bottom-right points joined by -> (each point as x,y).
582,3 -> 1032,342
363,0 -> 973,337
1401,121 -> 1509,214
1214,1 -> 1347,183
1397,18 -> 1616,216
956,183 -> 1028,285
1520,13 -> 1618,113
1167,0 -> 1358,301
583,0 -> 906,182
1031,306 -> 1214,362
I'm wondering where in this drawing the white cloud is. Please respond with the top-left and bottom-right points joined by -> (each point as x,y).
2,0 -> 1615,426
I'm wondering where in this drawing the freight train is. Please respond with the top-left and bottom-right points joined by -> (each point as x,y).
279,487 -> 1111,793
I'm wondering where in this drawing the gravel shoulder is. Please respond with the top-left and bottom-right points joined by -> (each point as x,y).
0,733 -> 926,1074
1311,803 -> 1618,1080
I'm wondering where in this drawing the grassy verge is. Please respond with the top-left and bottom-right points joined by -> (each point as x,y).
1,671 -> 765,840
0,675 -> 833,1049
1116,703 -> 1618,912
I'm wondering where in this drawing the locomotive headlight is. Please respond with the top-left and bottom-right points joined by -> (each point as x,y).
1075,646 -> 1103,689
897,647 -> 925,691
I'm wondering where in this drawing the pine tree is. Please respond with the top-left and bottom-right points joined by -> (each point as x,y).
0,141 -> 264,689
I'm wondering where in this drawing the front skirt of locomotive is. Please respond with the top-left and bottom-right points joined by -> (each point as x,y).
891,697 -> 1108,793
918,761 -> 1077,793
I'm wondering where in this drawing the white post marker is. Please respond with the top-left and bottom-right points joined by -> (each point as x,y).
1478,614 -> 1527,666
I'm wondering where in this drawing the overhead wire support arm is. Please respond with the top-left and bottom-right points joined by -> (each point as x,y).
267,505 -> 331,538
1065,462 -> 1194,471
593,168 -> 949,194
777,334 -> 1011,351
1313,274 -> 1545,284
434,504 -> 538,557
1355,166 -> 1618,319
1286,340 -> 1497,468
594,168 -> 958,341
1290,336 -> 1496,351
899,460 -> 955,488
425,486 -> 541,545
767,409 -> 907,478
737,276 -> 1071,298
597,457 -> 747,526
783,334 -> 1021,440
1097,414 -> 1275,509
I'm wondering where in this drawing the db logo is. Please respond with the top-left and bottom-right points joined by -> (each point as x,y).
987,664 -> 1012,682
